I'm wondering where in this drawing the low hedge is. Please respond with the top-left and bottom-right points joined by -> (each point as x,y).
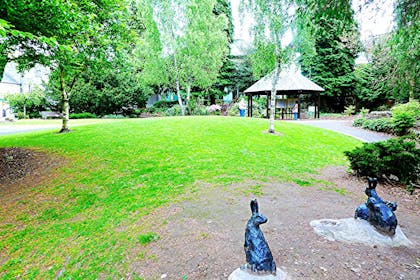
353,117 -> 394,133
69,112 -> 97,119
344,137 -> 420,186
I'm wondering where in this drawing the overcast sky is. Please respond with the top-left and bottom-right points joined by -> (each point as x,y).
230,0 -> 395,43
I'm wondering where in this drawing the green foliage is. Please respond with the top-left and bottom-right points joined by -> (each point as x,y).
353,118 -> 365,127
138,233 -> 160,245
353,101 -> 419,136
5,89 -> 49,118
69,113 -> 97,119
359,108 -> 369,118
390,0 -> 420,100
392,100 -> 420,120
354,61 -> 393,109
353,118 -> 395,133
0,117 -> 359,278
295,0 -> 360,112
345,137 -> 420,185
241,0 -> 292,132
139,0 -> 229,115
152,100 -> 179,109
1,0 -> 140,130
344,105 -> 356,116
391,101 -> 419,135
393,112 -> 416,136
16,112 -> 28,119
101,114 -> 128,119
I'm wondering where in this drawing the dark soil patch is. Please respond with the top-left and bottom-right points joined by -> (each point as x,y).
128,167 -> 419,280
0,147 -> 60,193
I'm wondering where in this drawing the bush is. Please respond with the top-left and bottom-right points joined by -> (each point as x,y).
353,118 -> 365,127
392,100 -> 420,120
16,112 -> 29,119
360,118 -> 394,133
344,105 -> 356,116
359,107 -> 369,118
393,112 -> 416,136
345,137 -> 420,185
102,114 -> 127,119
69,112 -> 97,119
152,100 -> 178,109
162,105 -> 182,116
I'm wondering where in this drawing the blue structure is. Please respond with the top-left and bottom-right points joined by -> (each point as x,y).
355,178 -> 398,235
242,199 -> 277,275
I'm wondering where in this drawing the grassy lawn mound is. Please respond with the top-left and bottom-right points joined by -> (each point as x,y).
0,116 -> 418,279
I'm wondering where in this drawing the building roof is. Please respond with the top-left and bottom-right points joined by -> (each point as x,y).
244,66 -> 324,94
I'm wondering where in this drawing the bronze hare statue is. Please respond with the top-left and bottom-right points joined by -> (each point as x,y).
242,199 -> 276,275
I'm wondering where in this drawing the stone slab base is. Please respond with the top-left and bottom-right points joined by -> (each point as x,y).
228,268 -> 289,280
310,218 -> 412,247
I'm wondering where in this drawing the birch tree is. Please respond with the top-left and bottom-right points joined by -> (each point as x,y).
180,0 -> 229,113
241,0 -> 292,133
145,0 -> 228,115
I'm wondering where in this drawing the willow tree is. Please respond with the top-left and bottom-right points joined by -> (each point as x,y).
241,0 -> 292,133
180,0 -> 229,113
145,0 -> 228,115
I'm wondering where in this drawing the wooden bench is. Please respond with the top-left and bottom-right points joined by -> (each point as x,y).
41,111 -> 62,120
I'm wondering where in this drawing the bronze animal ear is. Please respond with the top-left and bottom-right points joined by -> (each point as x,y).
368,177 -> 377,189
250,199 -> 259,214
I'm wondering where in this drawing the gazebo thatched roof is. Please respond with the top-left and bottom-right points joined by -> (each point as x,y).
244,66 -> 324,94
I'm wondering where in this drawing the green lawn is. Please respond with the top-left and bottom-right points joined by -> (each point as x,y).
0,116 -> 360,279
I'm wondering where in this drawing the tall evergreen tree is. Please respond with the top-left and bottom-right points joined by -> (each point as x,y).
295,0 -> 361,112
390,0 -> 419,100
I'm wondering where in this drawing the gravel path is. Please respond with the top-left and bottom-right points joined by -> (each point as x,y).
295,119 -> 393,142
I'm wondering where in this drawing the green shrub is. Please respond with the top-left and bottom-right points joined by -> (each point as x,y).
360,118 -> 394,133
353,118 -> 365,127
102,114 -> 127,119
152,100 -> 178,109
69,112 -> 97,119
392,100 -> 420,120
359,107 -> 369,118
393,112 -> 416,136
344,105 -> 356,116
345,137 -> 420,185
16,112 -> 29,119
166,105 -> 183,116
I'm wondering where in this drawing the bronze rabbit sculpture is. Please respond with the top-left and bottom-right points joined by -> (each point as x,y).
242,199 -> 277,275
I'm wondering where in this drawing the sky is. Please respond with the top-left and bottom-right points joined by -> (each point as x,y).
229,0 -> 395,53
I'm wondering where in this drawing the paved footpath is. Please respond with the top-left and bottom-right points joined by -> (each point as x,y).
0,124 -> 60,136
296,119 -> 393,142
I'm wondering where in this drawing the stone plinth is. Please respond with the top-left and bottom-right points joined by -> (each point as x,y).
310,218 -> 412,247
228,268 -> 289,280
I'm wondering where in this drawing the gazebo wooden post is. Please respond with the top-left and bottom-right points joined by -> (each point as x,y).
266,93 -> 270,119
247,94 -> 253,117
317,92 -> 321,118
298,94 -> 301,119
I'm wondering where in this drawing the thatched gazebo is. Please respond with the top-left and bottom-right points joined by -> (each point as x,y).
244,67 -> 324,119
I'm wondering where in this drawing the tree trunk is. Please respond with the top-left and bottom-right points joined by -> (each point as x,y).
23,101 -> 27,118
186,80 -> 191,115
408,72 -> 415,101
268,66 -> 280,133
59,66 -> 71,133
173,53 -> 185,116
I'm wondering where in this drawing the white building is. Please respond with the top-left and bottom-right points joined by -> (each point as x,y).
0,62 -> 49,121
